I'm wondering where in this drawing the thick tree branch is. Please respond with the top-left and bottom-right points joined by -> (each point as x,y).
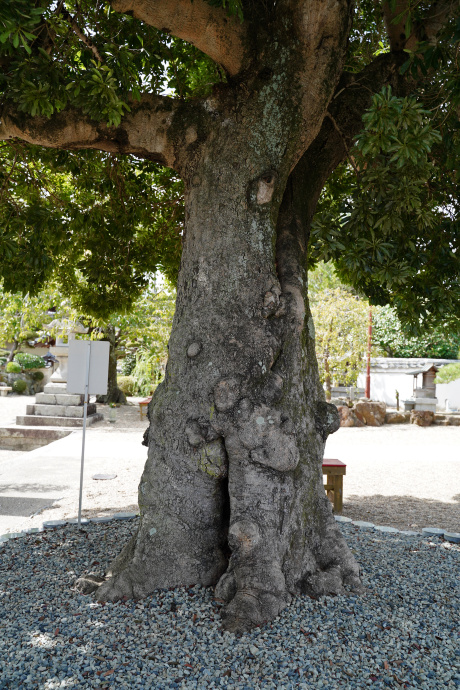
0,95 -> 181,167
383,1 -> 410,51
111,0 -> 247,76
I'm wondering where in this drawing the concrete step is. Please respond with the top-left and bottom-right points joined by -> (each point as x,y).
25,404 -> 96,418
0,426 -> 73,451
36,393 -> 83,406
15,413 -> 103,428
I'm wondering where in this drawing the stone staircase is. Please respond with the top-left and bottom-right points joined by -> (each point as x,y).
16,383 -> 102,428
0,383 -> 103,451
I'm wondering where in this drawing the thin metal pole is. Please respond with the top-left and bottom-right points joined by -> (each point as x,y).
365,308 -> 372,399
78,342 -> 91,528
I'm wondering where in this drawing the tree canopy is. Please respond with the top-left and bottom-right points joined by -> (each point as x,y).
373,304 -> 460,358
0,1 -> 459,324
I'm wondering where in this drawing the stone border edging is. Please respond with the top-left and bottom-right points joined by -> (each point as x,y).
334,515 -> 460,543
0,512 -> 459,544
0,511 -> 138,542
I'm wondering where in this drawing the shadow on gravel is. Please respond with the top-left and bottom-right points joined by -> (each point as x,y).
342,493 -> 460,532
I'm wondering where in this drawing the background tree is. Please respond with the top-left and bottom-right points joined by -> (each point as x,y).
1,0 -> 459,632
93,280 -> 176,400
0,279 -> 176,401
436,362 -> 460,383
0,282 -> 76,361
310,286 -> 371,400
373,305 -> 460,359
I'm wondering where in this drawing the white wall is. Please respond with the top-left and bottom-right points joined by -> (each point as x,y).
357,370 -> 414,406
437,379 -> 460,411
357,358 -> 460,410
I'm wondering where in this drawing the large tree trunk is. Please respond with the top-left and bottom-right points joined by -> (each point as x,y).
96,94 -> 362,629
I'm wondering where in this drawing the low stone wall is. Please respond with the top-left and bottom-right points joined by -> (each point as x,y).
336,402 -> 460,427
0,370 -> 47,395
337,401 -> 387,427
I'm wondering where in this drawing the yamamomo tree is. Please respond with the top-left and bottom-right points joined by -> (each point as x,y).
0,0 -> 458,632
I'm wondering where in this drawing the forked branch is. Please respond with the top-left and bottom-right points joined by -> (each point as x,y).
111,0 -> 247,76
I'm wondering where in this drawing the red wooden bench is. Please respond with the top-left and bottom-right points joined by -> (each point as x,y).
138,396 -> 152,420
322,458 -> 346,514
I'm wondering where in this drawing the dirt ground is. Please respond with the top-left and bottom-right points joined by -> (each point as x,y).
1,395 -> 459,533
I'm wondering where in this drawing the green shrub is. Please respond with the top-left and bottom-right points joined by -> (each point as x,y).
131,349 -> 156,396
14,353 -> 46,370
6,362 -> 21,373
0,357 -> 7,367
12,379 -> 27,394
117,375 -> 136,396
31,371 -> 45,381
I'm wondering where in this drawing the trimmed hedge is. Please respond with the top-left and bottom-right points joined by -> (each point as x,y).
12,379 -> 27,394
31,371 -> 45,381
117,375 -> 136,396
6,362 -> 21,373
14,353 -> 46,370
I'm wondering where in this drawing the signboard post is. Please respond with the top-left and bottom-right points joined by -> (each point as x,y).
67,340 -> 110,527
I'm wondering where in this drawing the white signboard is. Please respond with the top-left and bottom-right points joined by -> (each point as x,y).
67,340 -> 110,396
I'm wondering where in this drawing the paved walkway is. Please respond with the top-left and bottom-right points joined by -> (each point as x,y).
0,395 -> 459,534
0,396 -> 148,534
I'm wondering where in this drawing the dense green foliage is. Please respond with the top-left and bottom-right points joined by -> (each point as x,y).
310,82 -> 460,327
0,1 -> 459,329
0,1 -> 209,317
13,352 -> 45,369
435,362 -> 460,384
373,306 -> 460,359
0,143 -> 183,318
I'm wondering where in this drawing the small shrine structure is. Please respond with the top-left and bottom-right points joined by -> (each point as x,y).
404,364 -> 439,412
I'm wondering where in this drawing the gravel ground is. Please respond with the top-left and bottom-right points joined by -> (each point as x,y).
0,518 -> 458,689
